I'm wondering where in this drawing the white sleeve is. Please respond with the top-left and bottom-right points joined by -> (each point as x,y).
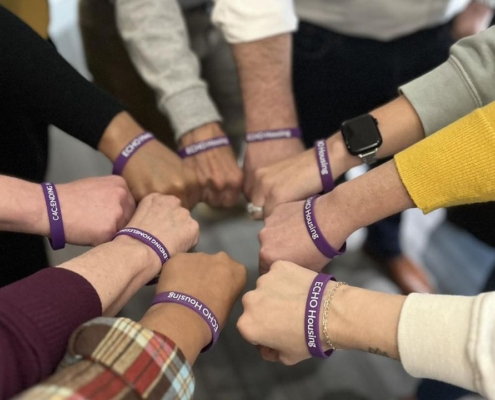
212,0 -> 298,43
398,292 -> 495,398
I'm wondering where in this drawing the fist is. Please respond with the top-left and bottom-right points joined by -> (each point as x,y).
180,123 -> 243,208
156,252 -> 247,331
125,194 -> 199,256
56,176 -> 135,246
122,140 -> 201,209
238,260 -> 327,365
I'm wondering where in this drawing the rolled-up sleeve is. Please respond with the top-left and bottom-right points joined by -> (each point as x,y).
212,0 -> 298,43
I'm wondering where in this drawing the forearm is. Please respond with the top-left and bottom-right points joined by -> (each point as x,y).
232,34 -> 298,131
0,6 -> 124,148
116,0 -> 220,139
317,160 -> 415,237
140,303 -> 210,365
325,96 -> 426,179
58,236 -> 159,316
322,283 -> 405,360
0,175 -> 48,236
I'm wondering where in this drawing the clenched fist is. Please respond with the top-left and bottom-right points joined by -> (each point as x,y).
54,175 -> 135,246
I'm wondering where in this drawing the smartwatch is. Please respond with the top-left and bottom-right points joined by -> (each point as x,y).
341,114 -> 382,165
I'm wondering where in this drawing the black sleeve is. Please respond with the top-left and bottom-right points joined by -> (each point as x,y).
0,6 -> 125,149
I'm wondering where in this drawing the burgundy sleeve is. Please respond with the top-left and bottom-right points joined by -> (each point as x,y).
0,268 -> 101,399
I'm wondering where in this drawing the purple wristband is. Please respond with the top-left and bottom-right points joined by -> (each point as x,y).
304,196 -> 346,259
305,273 -> 336,358
41,183 -> 66,250
112,132 -> 155,175
113,228 -> 170,285
178,137 -> 231,158
245,128 -> 302,143
152,291 -> 220,352
315,140 -> 334,193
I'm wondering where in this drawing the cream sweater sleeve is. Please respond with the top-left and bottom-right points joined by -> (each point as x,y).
398,292 -> 495,398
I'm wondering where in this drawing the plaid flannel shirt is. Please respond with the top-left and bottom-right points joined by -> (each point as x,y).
15,318 -> 194,400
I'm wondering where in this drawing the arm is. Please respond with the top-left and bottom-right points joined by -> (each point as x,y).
238,262 -> 495,398
252,25 -> 495,214
115,0 -> 220,139
259,101 -> 495,273
0,5 -> 123,148
0,174 -> 135,246
452,1 -> 494,40
16,252 -> 247,400
0,194 -> 199,398
115,0 -> 242,207
231,34 -> 305,197
0,7 -> 200,208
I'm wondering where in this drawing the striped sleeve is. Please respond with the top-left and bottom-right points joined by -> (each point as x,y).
14,317 -> 194,400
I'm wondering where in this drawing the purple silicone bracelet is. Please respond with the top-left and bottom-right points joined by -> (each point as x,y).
304,196 -> 346,259
245,128 -> 302,143
112,132 -> 155,175
41,183 -> 66,250
152,291 -> 220,352
113,227 -> 170,285
178,137 -> 231,158
305,273 -> 336,358
315,140 -> 334,193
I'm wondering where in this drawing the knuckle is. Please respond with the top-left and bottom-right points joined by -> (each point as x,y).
279,354 -> 296,366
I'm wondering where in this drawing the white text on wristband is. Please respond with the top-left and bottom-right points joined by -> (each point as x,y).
245,128 -> 302,143
113,132 -> 155,175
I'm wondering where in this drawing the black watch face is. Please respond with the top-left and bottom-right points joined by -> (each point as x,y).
342,115 -> 382,156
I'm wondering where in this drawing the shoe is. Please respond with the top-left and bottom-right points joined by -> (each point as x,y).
363,246 -> 434,294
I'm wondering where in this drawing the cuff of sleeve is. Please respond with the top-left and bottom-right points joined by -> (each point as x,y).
212,0 -> 298,43
0,268 -> 102,373
394,101 -> 495,213
65,317 -> 194,398
400,59 -> 481,136
160,87 -> 221,140
398,293 -> 475,389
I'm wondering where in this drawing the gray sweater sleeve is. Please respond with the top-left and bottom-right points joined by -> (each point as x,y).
115,0 -> 221,140
400,26 -> 495,136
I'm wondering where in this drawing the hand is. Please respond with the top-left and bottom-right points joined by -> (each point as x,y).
452,2 -> 493,40
125,193 -> 199,260
53,176 -> 135,246
123,140 -> 200,209
180,123 -> 243,208
243,138 -> 304,200
97,112 -> 201,209
259,197 -> 346,275
238,260 -> 335,365
140,252 -> 247,363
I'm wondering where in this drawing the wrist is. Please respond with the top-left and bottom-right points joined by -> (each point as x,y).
326,133 -> 360,179
140,302 -> 210,365
180,122 -> 225,147
97,112 -> 144,162
112,235 -> 162,279
319,281 -> 354,351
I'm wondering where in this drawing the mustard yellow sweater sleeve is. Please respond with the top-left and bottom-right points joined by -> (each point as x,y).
394,101 -> 495,214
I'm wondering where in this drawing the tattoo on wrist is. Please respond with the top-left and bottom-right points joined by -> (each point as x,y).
368,347 -> 390,358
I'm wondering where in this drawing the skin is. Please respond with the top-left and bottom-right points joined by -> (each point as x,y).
231,34 -> 305,201
58,193 -> 199,316
258,160 -> 414,274
98,111 -> 201,209
179,122 -> 243,208
238,260 -> 405,365
0,174 -> 135,246
452,2 -> 494,40
140,252 -> 247,364
251,96 -> 424,218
